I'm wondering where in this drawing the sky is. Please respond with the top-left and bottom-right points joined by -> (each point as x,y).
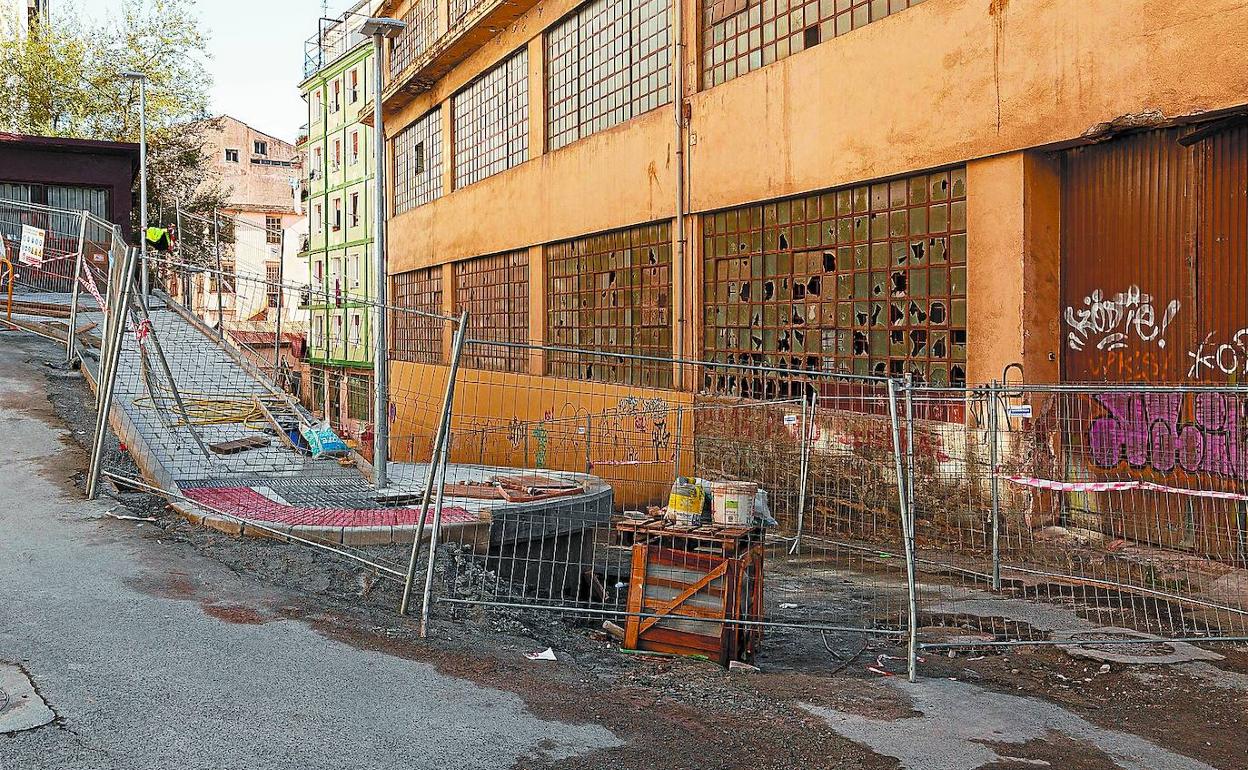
75,0 -> 344,142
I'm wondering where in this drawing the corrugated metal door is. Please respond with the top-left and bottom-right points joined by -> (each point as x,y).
1061,129 -> 1195,382
1061,124 -> 1248,383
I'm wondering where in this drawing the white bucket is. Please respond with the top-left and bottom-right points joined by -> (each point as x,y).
710,481 -> 757,525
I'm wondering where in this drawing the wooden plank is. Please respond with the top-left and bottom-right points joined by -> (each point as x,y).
252,395 -> 296,449
638,560 -> 730,636
208,436 -> 270,455
624,543 -> 648,650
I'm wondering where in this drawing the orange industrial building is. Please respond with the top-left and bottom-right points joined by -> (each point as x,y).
370,0 -> 1248,480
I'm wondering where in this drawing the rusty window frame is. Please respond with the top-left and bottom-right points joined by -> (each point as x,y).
452,48 -> 529,188
702,167 -> 967,398
544,0 -> 671,152
392,267 -> 444,364
448,0 -> 480,27
454,251 -> 530,373
546,222 -> 673,388
700,0 -> 922,89
394,106 -> 443,215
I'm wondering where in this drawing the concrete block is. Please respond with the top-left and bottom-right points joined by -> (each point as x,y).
341,525 -> 396,546
200,514 -> 242,537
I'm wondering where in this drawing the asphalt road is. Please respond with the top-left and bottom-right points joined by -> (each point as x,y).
0,334 -> 619,770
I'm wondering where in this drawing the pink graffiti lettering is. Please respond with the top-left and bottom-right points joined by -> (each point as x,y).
1088,392 -> 1248,479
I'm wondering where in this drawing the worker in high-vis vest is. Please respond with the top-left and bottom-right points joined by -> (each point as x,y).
144,226 -> 171,252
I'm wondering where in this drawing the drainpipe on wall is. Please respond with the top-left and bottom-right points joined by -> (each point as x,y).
673,0 -> 687,382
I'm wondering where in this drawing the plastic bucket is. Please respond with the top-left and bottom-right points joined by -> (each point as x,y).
710,481 -> 757,525
667,480 -> 703,525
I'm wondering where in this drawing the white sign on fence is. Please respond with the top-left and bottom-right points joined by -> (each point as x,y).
1006,404 -> 1033,419
18,225 -> 45,267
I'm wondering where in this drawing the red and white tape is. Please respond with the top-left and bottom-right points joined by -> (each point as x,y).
1006,475 -> 1248,502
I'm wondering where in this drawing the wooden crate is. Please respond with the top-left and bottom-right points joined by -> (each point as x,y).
616,517 -> 764,666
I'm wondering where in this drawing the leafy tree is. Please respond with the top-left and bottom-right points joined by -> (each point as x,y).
0,0 -> 228,257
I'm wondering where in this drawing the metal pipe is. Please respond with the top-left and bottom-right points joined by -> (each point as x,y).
66,211 -> 88,361
66,254 -> 83,363
416,311 -> 470,635
399,311 -> 468,616
87,246 -> 138,499
919,636 -> 1248,650
671,0 -> 686,389
370,30 -> 391,490
432,598 -> 909,635
129,297 -> 212,459
275,223 -> 285,378
886,378 -> 919,683
213,210 -> 224,338
135,75 -> 149,310
989,380 -> 1002,591
904,374 -> 915,517
789,395 -> 811,556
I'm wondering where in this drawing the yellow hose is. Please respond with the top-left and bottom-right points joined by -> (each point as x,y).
132,386 -> 274,431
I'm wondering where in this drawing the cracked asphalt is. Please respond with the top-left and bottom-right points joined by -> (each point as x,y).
0,334 -> 620,770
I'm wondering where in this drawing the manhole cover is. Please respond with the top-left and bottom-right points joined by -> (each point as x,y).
0,664 -> 54,734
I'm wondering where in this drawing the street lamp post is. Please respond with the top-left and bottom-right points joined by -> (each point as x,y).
121,71 -> 149,310
359,17 -> 407,491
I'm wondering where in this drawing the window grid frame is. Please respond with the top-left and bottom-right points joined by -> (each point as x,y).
392,267 -> 445,364
547,221 -> 674,388
701,167 -> 968,399
452,48 -> 530,189
453,250 -> 530,373
394,106 -> 444,215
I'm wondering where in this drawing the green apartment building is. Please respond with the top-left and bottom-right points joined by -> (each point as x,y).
300,2 -> 376,442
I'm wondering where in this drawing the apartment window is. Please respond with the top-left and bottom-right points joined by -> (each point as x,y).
546,0 -> 671,151
217,259 -> 236,296
313,258 -> 324,283
224,148 -> 240,163
349,313 -> 363,346
701,0 -> 922,88
350,131 -> 360,164
332,80 -> 341,112
265,261 -> 281,308
332,198 -> 342,231
254,140 -> 268,156
547,222 -> 672,387
266,215 -> 282,245
349,192 -> 360,228
312,90 -> 322,118
333,138 -> 342,170
393,107 -> 443,214
347,374 -> 370,420
392,267 -> 444,364
454,251 -> 529,373
312,147 -> 323,178
702,168 -> 968,397
348,69 -> 360,103
453,49 -> 528,189
390,0 -> 438,78
313,203 -> 323,234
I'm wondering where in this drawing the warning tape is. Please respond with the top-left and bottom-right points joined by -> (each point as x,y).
80,269 -> 105,311
1006,475 -> 1248,502
133,318 -> 153,349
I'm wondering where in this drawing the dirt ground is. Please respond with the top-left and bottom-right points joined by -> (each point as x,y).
26,338 -> 1248,770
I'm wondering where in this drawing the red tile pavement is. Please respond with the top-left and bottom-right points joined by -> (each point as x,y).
181,486 -> 474,528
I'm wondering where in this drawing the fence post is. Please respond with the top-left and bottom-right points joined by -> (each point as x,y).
399,311 -> 468,617
584,413 -> 592,475
213,210 -> 224,338
989,380 -> 1002,591
887,377 -> 919,683
789,394 -> 812,556
416,312 -> 471,636
66,211 -> 88,362
904,373 -> 916,520
86,247 -> 138,499
274,224 -> 285,379
673,403 -> 683,476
